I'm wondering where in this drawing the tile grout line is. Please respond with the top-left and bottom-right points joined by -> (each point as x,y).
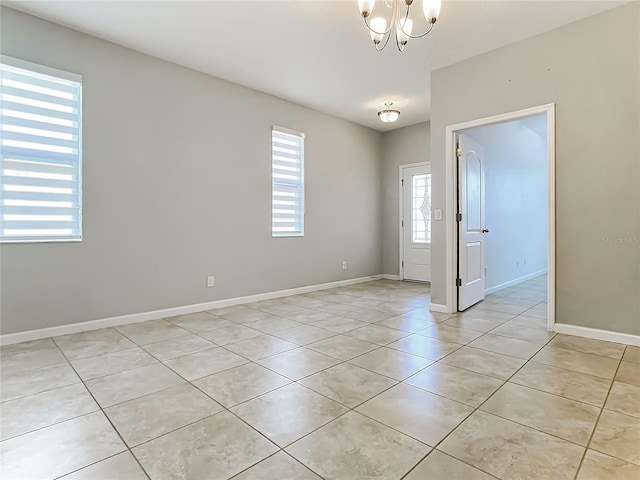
437,322 -> 631,478
111,315 -> 393,480
179,371 -> 341,480
0,382 -> 99,442
572,346 -> 627,480
241,288 -> 431,322
0,289 -> 431,392
0,323 -> 604,412
96,343 -> 320,479
44,310 -> 616,475
299,329 -> 521,479
0,309 -> 564,442
4,313 -> 398,429
0,294 -> 437,388
48,338 -> 153,480
0,366 -> 82,405
398,323 -> 562,480
224,450 -> 284,480
191,325 -> 432,478
66,320 -> 325,463
6,278 -> 632,479
0,290 -> 521,386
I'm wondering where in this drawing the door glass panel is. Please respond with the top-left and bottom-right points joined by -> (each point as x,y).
412,173 -> 431,244
465,152 -> 481,232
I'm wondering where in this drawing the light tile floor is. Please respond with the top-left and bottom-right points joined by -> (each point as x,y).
2,275 -> 639,479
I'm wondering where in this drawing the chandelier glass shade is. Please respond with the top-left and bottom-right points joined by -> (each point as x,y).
378,102 -> 401,123
357,0 -> 442,51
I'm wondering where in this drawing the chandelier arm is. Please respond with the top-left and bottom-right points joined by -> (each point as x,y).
398,6 -> 411,34
363,14 -> 395,36
406,22 -> 435,39
397,4 -> 436,39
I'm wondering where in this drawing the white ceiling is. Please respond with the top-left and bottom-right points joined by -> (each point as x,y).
6,0 -> 626,131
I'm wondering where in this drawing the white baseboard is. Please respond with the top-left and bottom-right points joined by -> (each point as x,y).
382,274 -> 401,281
554,323 -> 640,347
429,303 -> 454,314
484,269 -> 548,295
0,274 -> 384,346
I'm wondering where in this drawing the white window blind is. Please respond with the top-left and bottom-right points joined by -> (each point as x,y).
272,126 -> 304,237
0,57 -> 82,243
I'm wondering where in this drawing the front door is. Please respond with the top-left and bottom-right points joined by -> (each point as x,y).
457,134 -> 486,310
402,164 -> 431,282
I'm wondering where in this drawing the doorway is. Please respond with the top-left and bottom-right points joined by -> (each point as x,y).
399,162 -> 431,282
444,104 -> 555,330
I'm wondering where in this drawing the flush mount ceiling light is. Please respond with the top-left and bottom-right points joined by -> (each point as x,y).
357,0 -> 442,52
378,102 -> 401,123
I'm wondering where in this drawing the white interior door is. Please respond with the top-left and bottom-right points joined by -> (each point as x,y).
402,164 -> 431,282
458,134 -> 486,310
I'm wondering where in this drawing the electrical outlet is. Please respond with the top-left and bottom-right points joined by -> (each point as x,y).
342,261 -> 347,270
207,275 -> 215,288
434,209 -> 442,221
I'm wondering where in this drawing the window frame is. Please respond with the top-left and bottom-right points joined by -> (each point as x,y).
0,55 -> 83,244
271,125 -> 305,238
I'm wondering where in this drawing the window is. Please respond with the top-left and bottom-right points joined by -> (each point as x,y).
412,173 -> 432,243
0,56 -> 82,243
271,126 -> 304,237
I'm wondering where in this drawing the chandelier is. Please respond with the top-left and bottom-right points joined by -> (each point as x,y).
378,102 -> 401,123
357,0 -> 442,52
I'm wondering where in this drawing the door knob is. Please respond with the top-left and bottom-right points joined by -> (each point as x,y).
482,229 -> 489,233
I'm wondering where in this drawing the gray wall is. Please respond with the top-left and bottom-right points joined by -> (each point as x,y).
0,8 -> 383,335
465,118 -> 548,292
381,122 -> 430,275
430,2 -> 639,334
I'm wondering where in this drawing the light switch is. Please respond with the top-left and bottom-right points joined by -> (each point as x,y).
434,209 -> 442,221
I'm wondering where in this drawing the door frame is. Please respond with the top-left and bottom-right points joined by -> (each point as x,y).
399,161 -> 430,281
443,103 -> 556,331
